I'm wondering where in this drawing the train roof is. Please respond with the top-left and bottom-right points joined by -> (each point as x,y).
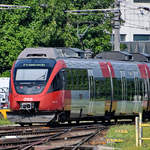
62,57 -> 150,79
17,47 -> 85,59
18,47 -> 150,62
16,47 -> 150,79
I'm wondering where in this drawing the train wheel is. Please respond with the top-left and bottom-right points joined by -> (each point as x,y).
76,120 -> 80,124
47,120 -> 59,127
28,123 -> 32,126
114,118 -> 117,124
68,120 -> 72,124
93,119 -> 97,123
19,123 -> 24,127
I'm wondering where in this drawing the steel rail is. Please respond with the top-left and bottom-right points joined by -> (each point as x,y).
72,127 -> 106,150
21,128 -> 72,150
0,124 -> 108,150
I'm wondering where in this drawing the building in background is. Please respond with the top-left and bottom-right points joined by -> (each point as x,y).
0,78 -> 9,108
119,0 -> 150,53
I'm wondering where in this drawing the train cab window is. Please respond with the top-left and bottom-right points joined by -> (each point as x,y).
48,71 -> 63,93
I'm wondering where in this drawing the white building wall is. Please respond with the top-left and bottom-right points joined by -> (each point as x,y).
0,77 -> 9,105
120,0 -> 150,41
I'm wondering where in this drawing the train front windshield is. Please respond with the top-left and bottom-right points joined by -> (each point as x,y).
13,59 -> 56,95
16,69 -> 48,81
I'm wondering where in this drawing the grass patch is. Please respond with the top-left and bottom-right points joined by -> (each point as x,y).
106,123 -> 150,150
0,119 -> 13,125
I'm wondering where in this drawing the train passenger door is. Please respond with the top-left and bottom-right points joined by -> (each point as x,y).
120,71 -> 127,113
138,64 -> 150,113
145,67 -> 150,113
115,70 -> 131,114
106,64 -> 114,115
120,71 -> 142,114
65,69 -> 89,118
88,69 -> 95,115
132,72 -> 142,113
99,62 -> 114,116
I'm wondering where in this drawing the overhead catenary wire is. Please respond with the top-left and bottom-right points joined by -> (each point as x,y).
66,0 -> 150,50
68,13 -> 106,16
0,4 -> 30,9
118,1 -> 150,30
65,8 -> 119,13
122,24 -> 150,30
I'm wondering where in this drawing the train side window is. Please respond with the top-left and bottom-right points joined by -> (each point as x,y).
64,69 -> 72,90
78,70 -> 82,90
95,79 -> 100,100
143,79 -> 148,100
105,78 -> 111,100
132,77 -> 143,101
113,78 -> 122,100
136,78 -> 143,101
127,78 -> 134,101
100,78 -> 107,100
80,69 -> 88,90
73,69 -> 79,90
139,79 -> 145,101
121,77 -> 127,101
82,70 -> 88,90
95,78 -> 111,100
64,69 -> 88,90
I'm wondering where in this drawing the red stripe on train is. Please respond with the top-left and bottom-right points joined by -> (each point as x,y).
107,62 -> 115,78
145,64 -> 150,78
99,62 -> 115,78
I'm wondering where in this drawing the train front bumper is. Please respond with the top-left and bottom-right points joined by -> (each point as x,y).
6,111 -> 55,123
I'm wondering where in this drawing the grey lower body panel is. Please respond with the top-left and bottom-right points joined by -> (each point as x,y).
7,111 -> 55,123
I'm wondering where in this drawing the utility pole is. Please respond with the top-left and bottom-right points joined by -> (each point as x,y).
114,0 -> 120,51
66,1 -> 121,51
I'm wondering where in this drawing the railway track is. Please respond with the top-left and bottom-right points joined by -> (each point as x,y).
0,123 -> 108,150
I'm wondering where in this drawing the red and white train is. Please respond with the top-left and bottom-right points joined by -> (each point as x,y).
7,47 -> 150,125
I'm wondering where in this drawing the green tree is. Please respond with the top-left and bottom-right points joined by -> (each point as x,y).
0,0 -> 114,76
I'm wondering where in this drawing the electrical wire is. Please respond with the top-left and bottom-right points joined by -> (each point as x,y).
0,4 -> 30,9
122,25 -> 150,30
122,20 -> 150,30
119,1 -> 150,30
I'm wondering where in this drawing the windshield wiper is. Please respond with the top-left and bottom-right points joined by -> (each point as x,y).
36,74 -> 46,80
35,71 -> 47,80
